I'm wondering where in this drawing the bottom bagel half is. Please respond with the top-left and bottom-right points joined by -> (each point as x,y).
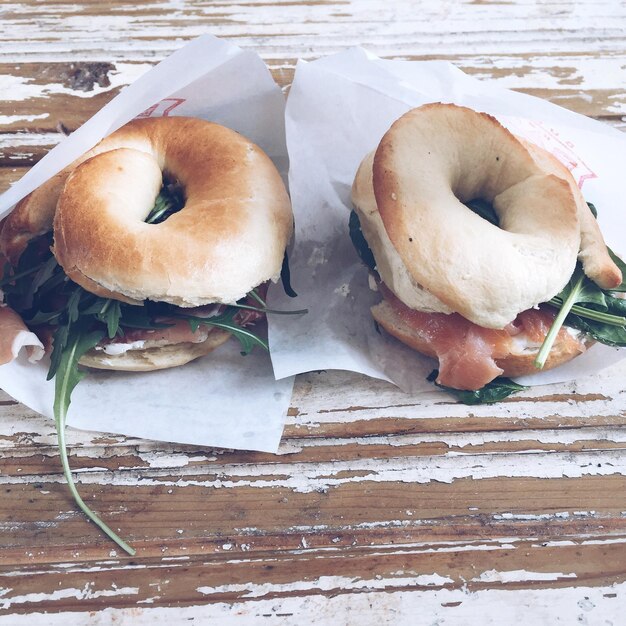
79,328 -> 233,372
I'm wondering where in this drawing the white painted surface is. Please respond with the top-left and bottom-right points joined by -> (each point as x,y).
1,582 -> 624,625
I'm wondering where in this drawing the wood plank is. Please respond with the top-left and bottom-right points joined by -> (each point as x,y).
0,366 -> 625,561
2,52 -> 626,161
1,0 -> 626,166
1,0 -> 625,62
1,537 -> 626,614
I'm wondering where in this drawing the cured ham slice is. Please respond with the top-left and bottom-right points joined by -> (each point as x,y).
96,289 -> 267,354
0,305 -> 45,365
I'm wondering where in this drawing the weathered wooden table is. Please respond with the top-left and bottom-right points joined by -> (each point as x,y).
1,1 -> 626,623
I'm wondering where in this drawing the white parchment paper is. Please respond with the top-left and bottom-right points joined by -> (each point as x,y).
0,35 -> 293,452
269,48 -> 626,393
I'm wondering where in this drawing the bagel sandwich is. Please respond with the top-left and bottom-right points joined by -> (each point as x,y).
0,117 -> 299,374
351,103 -> 626,400
0,116 -> 306,555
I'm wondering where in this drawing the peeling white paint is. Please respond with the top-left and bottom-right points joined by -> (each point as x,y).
3,581 -> 626,624
0,113 -> 49,124
474,569 -> 577,583
493,512 -> 573,522
0,584 -> 139,610
196,571 -> 454,599
0,62 -> 152,101
137,451 -> 207,469
3,447 -> 623,491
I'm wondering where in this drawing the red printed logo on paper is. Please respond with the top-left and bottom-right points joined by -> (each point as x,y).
503,117 -> 597,189
136,98 -> 186,119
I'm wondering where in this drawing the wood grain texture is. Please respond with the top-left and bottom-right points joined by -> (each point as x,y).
1,0 -> 626,622
2,0 -> 626,167
1,363 -> 626,616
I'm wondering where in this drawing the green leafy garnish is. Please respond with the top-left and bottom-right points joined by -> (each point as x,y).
536,202 -> 626,368
427,370 -> 526,404
53,320 -> 136,555
281,251 -> 298,298
535,267 -> 586,369
226,301 -> 308,316
100,299 -> 122,339
145,179 -> 184,225
349,210 -> 377,273
175,308 -> 269,355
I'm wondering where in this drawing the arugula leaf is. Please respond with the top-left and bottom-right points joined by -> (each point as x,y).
0,263 -> 41,288
563,312 -> 626,347
249,289 -> 267,308
537,203 -> 626,366
606,294 -> 626,316
427,370 -> 526,404
53,320 -> 136,556
96,299 -> 122,338
228,287 -> 307,316
349,210 -> 377,273
48,321 -> 70,380
228,301 -> 308,316
566,271 -> 608,308
113,305 -> 171,330
281,251 -> 298,298
145,181 -> 184,225
23,254 -> 58,309
535,267 -> 587,369
176,309 -> 269,355
548,298 -> 626,328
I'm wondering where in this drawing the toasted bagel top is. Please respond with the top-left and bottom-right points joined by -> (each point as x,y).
356,103 -> 582,328
2,117 -> 293,307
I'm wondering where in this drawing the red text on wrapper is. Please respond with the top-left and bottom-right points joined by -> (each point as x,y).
136,98 -> 187,119
503,117 -> 597,189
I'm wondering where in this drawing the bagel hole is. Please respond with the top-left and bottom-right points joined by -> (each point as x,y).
145,173 -> 185,225
465,198 -> 500,227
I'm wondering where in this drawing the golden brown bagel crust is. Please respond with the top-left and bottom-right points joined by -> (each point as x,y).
0,123 -> 170,265
0,170 -> 69,265
371,299 -> 589,380
79,327 -> 232,372
371,103 -> 580,329
52,118 -> 293,306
